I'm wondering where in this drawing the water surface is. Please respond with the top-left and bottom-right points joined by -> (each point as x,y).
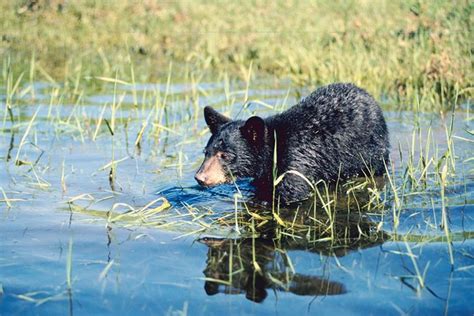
0,81 -> 473,315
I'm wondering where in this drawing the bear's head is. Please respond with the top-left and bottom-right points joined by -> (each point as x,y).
195,106 -> 267,187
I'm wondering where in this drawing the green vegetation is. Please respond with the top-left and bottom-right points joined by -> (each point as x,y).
1,0 -> 472,110
1,46 -> 470,252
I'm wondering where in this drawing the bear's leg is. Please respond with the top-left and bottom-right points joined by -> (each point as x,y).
275,173 -> 312,204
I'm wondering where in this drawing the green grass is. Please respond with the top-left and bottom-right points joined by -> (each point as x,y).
1,0 -> 472,110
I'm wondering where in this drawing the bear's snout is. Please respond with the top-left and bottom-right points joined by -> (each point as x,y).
194,172 -> 208,186
195,155 -> 227,187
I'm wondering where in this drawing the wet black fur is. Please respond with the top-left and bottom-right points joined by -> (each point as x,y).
201,83 -> 390,204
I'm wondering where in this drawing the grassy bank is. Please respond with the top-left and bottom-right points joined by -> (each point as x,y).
0,0 -> 472,109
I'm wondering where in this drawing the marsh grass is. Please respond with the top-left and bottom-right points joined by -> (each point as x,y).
0,0 -> 472,110
0,3 -> 472,313
0,24 -> 472,303
2,55 -> 470,247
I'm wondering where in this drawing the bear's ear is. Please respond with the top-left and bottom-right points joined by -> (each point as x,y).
240,116 -> 265,146
204,106 -> 231,134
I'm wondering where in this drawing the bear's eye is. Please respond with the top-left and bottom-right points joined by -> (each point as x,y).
213,139 -> 225,150
217,152 -> 230,160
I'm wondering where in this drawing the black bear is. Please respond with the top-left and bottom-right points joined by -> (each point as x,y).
195,83 -> 390,204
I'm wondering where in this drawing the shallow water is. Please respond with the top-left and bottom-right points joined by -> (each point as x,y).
0,81 -> 473,315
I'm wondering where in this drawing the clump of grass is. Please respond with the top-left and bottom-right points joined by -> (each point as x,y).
68,196 -> 172,227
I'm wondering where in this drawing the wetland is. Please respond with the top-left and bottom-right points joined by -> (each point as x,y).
0,1 -> 473,315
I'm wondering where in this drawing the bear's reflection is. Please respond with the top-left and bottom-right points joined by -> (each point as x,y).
199,204 -> 387,302
200,237 -> 346,302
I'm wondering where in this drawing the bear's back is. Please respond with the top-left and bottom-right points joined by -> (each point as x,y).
274,83 -> 383,134
267,82 -> 389,181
